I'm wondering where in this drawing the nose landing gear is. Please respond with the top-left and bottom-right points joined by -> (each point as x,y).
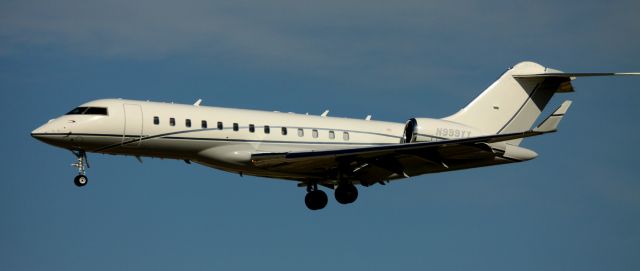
74,174 -> 88,187
71,150 -> 89,187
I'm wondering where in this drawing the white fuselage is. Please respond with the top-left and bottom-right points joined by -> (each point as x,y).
32,99 -> 410,178
31,98 -> 535,182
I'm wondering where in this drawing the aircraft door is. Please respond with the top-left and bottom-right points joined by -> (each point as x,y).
123,104 -> 143,147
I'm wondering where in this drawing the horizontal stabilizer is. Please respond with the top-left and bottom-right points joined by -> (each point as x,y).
533,100 -> 572,133
514,72 -> 640,78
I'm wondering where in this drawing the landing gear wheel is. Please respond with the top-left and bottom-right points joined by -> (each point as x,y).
305,190 -> 328,210
71,150 -> 90,187
335,183 -> 358,204
74,175 -> 88,187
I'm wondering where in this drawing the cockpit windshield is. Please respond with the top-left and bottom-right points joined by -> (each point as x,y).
66,107 -> 108,115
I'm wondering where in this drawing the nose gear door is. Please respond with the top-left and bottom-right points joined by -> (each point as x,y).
123,104 -> 143,147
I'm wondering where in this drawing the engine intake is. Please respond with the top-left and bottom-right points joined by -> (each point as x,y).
402,118 -> 483,143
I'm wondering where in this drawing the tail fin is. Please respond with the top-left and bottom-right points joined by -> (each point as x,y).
444,61 -> 571,145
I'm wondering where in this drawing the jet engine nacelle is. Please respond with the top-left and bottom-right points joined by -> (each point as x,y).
403,118 -> 483,143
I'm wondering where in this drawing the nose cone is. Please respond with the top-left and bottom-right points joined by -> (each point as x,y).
31,120 -> 68,146
31,123 -> 49,140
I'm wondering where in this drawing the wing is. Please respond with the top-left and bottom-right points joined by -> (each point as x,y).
251,101 -> 572,185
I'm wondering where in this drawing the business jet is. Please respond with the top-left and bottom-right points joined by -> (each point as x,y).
31,61 -> 638,210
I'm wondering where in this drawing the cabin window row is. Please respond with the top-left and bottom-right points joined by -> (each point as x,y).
154,116 -> 211,128
152,116 -> 350,140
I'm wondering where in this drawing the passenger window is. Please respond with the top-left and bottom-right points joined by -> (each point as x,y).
249,124 -> 255,133
312,129 -> 318,138
233,123 -> 239,131
153,116 -> 159,125
329,131 -> 335,139
264,125 -> 270,134
297,128 -> 304,137
217,122 -> 223,130
186,119 -> 191,128
170,118 -> 175,126
281,127 -> 288,135
201,120 -> 207,128
343,132 -> 349,141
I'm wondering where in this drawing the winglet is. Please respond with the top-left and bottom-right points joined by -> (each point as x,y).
194,99 -> 202,106
533,100 -> 572,133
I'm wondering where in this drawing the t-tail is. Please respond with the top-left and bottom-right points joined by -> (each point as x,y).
443,61 -> 639,145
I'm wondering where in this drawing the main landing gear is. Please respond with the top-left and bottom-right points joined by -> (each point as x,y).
304,182 -> 359,210
334,183 -> 358,204
305,183 -> 328,210
71,150 -> 89,187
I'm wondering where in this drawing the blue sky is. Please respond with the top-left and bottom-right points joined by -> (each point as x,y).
1,0 -> 639,270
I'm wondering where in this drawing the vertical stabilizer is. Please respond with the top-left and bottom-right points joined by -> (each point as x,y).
444,61 -> 569,145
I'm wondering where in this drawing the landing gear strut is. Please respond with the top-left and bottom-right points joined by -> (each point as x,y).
304,183 -> 328,210
71,150 -> 89,187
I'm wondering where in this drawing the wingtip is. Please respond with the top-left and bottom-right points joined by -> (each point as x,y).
556,100 -> 572,115
533,100 -> 572,133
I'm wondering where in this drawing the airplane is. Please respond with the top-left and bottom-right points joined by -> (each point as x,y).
31,61 -> 639,210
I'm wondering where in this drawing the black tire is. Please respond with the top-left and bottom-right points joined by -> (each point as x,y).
305,190 -> 328,210
74,175 -> 88,187
335,184 -> 358,204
